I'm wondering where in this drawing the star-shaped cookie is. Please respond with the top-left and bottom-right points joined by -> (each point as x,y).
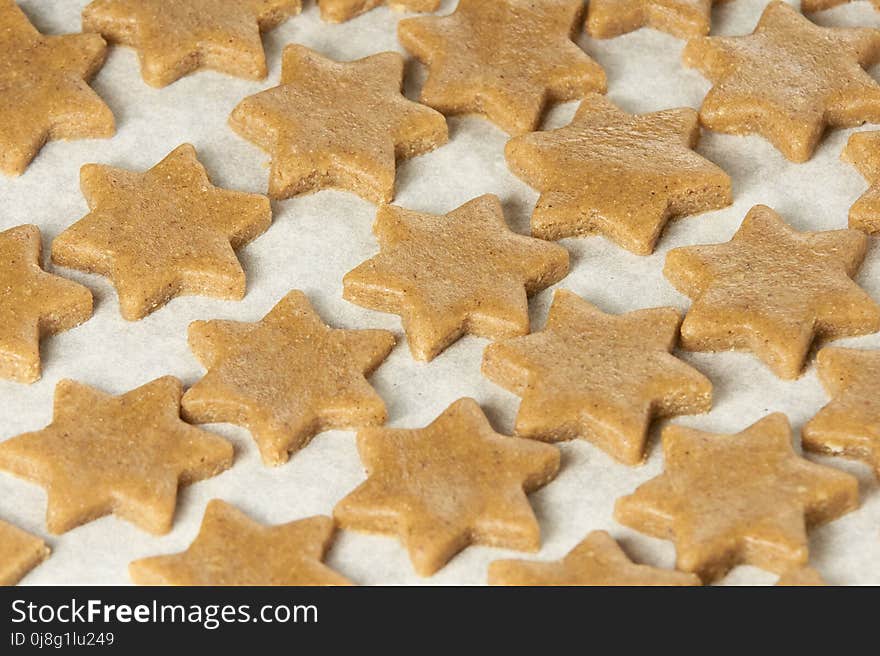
0,0 -> 113,175
586,0 -> 718,39
182,290 -> 395,466
82,0 -> 302,87
803,347 -> 880,478
842,131 -> 880,235
615,414 -> 859,581
334,398 -> 560,576
682,1 -> 880,162
50,144 -> 271,321
664,205 -> 880,379
0,377 -> 233,535
489,530 -> 701,586
482,289 -> 712,466
0,519 -> 49,586
343,195 -> 570,361
0,225 -> 92,384
130,500 -> 351,585
505,94 -> 732,253
229,45 -> 448,203
397,0 -> 606,135
318,0 -> 440,23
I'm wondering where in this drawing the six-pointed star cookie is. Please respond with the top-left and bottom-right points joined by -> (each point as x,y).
683,1 -> 880,162
489,530 -> 701,586
0,519 -> 50,586
343,195 -> 570,361
587,0 -> 718,39
803,347 -> 880,479
50,143 -> 271,321
229,45 -> 448,203
842,131 -> 880,235
664,205 -> 880,380
615,414 -> 859,582
482,289 -> 712,465
318,0 -> 439,23
0,377 -> 233,535
130,500 -> 351,585
0,225 -> 92,384
0,0 -> 113,175
334,398 -> 560,576
505,94 -> 732,253
398,0 -> 606,135
82,0 -> 302,87
182,290 -> 395,466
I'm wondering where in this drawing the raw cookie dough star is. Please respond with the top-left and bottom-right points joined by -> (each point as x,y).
318,0 -> 439,23
334,398 -> 560,576
683,1 -> 880,162
182,290 -> 395,466
82,0 -> 302,87
505,94 -> 732,253
130,500 -> 351,585
0,519 -> 50,586
842,131 -> 880,235
0,0 -> 113,175
482,289 -> 712,466
615,414 -> 859,582
587,0 -> 718,39
343,195 -> 570,361
803,347 -> 880,478
0,225 -> 93,384
229,45 -> 448,203
51,143 -> 271,321
489,530 -> 701,586
664,205 -> 880,380
0,377 -> 233,535
398,0 -> 606,135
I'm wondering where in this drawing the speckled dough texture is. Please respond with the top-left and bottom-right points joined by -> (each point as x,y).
586,0 -> 719,39
0,519 -> 49,586
318,0 -> 440,23
842,130 -> 880,234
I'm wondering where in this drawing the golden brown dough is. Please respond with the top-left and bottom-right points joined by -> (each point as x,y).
0,520 -> 49,586
586,0 -> 718,40
776,567 -> 826,586
318,0 -> 439,23
842,131 -> 880,235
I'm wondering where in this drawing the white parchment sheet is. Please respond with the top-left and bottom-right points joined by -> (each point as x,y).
1,0 -> 879,585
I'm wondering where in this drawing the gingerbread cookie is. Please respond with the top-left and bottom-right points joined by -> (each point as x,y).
334,398 -> 560,576
398,0 -> 605,135
0,520 -> 49,586
82,0 -> 302,87
505,94 -> 731,253
803,347 -> 880,478
0,0 -> 113,175
615,414 -> 859,581
482,289 -> 712,466
664,205 -> 879,380
0,377 -> 233,535
777,567 -> 826,586
318,0 -> 439,23
229,45 -> 447,203
343,195 -> 569,361
842,131 -> 880,235
586,0 -> 718,40
51,144 -> 271,321
0,225 -> 92,384
130,500 -> 351,585
682,1 -> 880,162
182,291 -> 395,466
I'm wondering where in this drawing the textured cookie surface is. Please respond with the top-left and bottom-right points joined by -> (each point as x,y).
0,519 -> 49,586
615,414 -> 859,581
334,398 -> 560,576
229,45 -> 447,203
82,0 -> 302,87
482,289 -> 712,465
398,0 -> 605,135
0,377 -> 233,535
842,131 -> 880,235
130,500 -> 350,585
51,144 -> 271,321
664,205 -> 879,379
343,195 -> 570,361
683,1 -> 880,162
587,0 -> 717,39
182,290 -> 395,466
489,530 -> 701,586
0,225 -> 92,384
0,0 -> 113,175
505,94 -> 731,253
318,0 -> 439,23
